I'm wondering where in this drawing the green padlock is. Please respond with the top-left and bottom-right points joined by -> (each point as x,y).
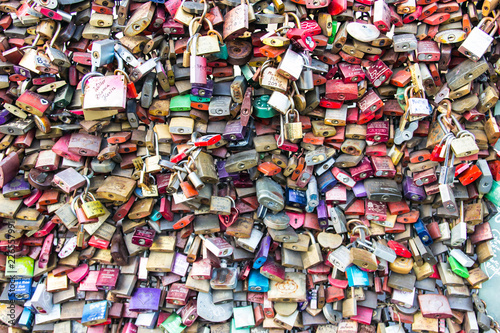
5,256 -> 34,277
160,312 -> 186,333
326,20 -> 338,46
54,85 -> 75,109
240,64 -> 259,88
190,95 -> 211,103
485,181 -> 500,206
396,86 -> 408,111
448,256 -> 469,278
253,95 -> 277,118
170,94 -> 192,112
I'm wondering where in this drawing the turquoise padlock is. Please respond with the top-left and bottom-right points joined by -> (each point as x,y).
346,265 -> 370,287
211,30 -> 228,60
253,95 -> 277,118
149,208 -> 162,222
485,181 -> 500,206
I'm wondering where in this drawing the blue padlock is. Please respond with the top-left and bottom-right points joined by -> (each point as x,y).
346,265 -> 370,287
18,307 -> 34,331
414,218 -> 433,246
317,171 -> 338,193
8,277 -> 32,301
149,208 -> 162,222
285,188 -> 307,208
248,269 -> 269,292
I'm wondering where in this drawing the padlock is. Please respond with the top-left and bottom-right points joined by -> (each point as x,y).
301,231 -> 323,269
458,17 -> 498,62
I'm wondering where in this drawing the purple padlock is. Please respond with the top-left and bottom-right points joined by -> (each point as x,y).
352,181 -> 367,198
222,119 -> 247,141
0,109 -> 12,125
403,176 -> 426,202
233,173 -> 253,187
253,235 -> 272,269
216,160 -> 239,181
317,200 -> 328,228
191,79 -> 214,98
13,65 -> 32,79
3,175 -> 30,198
129,287 -> 162,312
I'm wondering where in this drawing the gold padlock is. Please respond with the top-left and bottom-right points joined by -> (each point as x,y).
284,108 -> 303,142
301,231 -> 323,269
81,192 -> 106,219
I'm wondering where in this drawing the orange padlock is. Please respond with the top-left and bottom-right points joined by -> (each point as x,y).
257,161 -> 282,176
459,164 -> 483,186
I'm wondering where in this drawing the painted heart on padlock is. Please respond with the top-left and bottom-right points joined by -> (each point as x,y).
136,291 -> 154,305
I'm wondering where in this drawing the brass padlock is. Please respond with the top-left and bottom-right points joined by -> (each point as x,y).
284,108 -> 303,142
301,231 -> 323,269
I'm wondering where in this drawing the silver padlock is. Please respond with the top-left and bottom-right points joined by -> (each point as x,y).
91,39 -> 115,69
439,183 -> 457,214
115,44 -> 141,67
129,57 -> 158,82
268,91 -> 291,114
476,159 -> 493,194
329,206 -> 347,234
277,48 -> 304,81
392,33 -> 418,52
297,52 -> 314,91
458,18 -> 497,62
327,245 -> 351,272
235,226 -> 263,252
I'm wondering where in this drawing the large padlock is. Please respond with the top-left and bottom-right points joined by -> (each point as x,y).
458,17 -> 498,62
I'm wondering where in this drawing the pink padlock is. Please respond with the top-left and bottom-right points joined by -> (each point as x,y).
68,263 -> 90,284
286,211 -> 305,229
52,134 -> 82,162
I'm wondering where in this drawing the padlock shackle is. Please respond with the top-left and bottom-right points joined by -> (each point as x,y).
70,195 -> 82,216
49,22 -> 62,48
114,69 -> 130,85
223,196 -> 236,209
188,15 -> 212,37
154,132 -> 159,156
443,135 -> 455,166
345,219 -> 363,231
80,72 -> 104,94
283,12 -> 301,29
20,34 -> 41,51
352,224 -> 371,237
207,29 -> 224,44
437,114 -> 450,134
303,230 -> 316,245
277,114 -> 285,147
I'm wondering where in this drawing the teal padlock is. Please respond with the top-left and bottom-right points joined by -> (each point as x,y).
485,181 -> 500,206
170,94 -> 192,111
253,95 -> 277,118
190,94 -> 211,103
210,30 -> 228,60
149,208 -> 162,222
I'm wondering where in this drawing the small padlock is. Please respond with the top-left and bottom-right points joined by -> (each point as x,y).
284,108 -> 303,142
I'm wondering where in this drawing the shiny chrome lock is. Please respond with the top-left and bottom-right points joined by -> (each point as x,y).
277,48 -> 304,81
458,17 -> 497,62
